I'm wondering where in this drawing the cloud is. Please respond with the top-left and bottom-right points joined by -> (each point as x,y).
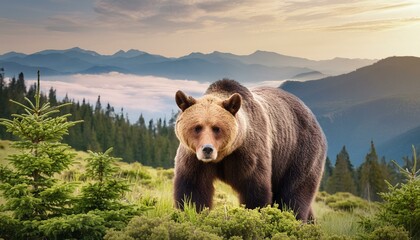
24,72 -> 286,121
46,15 -> 90,32
283,0 -> 414,17
321,17 -> 420,31
282,0 -> 419,29
27,73 -> 209,121
92,0 -> 276,32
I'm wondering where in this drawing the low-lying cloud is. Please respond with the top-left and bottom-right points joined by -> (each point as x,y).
27,72 -> 209,121
24,72 -> 289,122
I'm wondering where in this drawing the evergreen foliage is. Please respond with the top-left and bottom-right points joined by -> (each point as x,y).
76,148 -> 130,212
358,141 -> 389,201
0,74 -> 137,239
0,72 -> 179,168
0,71 -> 81,220
360,146 -> 419,239
326,146 -> 357,195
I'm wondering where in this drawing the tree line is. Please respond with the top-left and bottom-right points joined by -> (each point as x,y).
320,141 -> 419,201
0,72 -> 179,168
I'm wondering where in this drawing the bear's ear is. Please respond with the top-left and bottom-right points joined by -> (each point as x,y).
175,90 -> 196,111
223,93 -> 242,115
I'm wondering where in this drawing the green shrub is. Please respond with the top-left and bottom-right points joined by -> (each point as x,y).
118,162 -> 151,181
360,146 -> 419,239
366,225 -> 409,240
158,168 -> 174,180
378,178 -> 420,238
259,205 -> 300,237
0,213 -> 22,239
104,215 -> 221,240
76,149 -> 131,212
38,213 -> 106,240
319,192 -> 369,212
198,206 -> 265,239
108,204 -> 325,240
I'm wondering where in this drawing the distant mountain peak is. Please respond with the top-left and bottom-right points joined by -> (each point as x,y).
250,50 -> 286,57
0,51 -> 27,60
112,49 -> 145,58
65,47 -> 100,56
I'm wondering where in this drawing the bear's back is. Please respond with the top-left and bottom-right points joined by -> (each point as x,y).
252,86 -> 326,185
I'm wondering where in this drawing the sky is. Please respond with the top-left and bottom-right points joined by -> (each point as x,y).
1,0 -> 420,60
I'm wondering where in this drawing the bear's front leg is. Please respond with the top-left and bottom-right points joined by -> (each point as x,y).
174,173 -> 215,211
173,153 -> 216,211
238,177 -> 272,209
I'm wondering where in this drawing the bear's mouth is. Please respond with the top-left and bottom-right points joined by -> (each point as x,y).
199,158 -> 214,163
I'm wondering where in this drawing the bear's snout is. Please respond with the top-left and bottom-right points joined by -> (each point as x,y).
202,144 -> 214,155
197,144 -> 217,162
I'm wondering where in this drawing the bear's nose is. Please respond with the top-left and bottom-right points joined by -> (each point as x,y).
202,144 -> 214,156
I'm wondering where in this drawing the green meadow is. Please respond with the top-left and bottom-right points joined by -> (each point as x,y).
0,139 -> 389,239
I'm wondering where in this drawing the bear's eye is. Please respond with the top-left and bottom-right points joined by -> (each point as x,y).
212,126 -> 220,134
194,125 -> 203,134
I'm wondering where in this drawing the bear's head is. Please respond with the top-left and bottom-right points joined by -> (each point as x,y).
175,90 -> 242,163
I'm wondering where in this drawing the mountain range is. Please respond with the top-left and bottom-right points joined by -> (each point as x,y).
282,56 -> 420,165
0,47 -> 375,82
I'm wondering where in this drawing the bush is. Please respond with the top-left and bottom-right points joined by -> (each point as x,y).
0,213 -> 23,239
104,215 -> 221,240
378,178 -> 420,238
360,146 -> 419,239
198,206 -> 265,239
118,162 -> 151,181
38,213 -> 107,240
318,192 -> 370,212
365,225 -> 409,240
158,168 -> 174,180
107,205 -> 325,240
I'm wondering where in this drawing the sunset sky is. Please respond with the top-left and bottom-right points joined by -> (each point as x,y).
1,0 -> 420,59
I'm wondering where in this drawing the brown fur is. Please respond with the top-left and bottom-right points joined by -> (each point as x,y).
174,79 -> 327,222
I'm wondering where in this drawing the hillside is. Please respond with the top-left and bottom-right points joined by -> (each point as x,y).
0,47 -> 375,82
378,125 -> 420,160
282,56 -> 420,165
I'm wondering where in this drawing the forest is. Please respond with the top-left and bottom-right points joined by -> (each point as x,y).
0,72 -> 179,168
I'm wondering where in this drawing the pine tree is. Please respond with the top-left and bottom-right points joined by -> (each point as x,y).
76,148 -> 130,212
0,70 -> 6,136
0,72 -> 137,239
48,87 -> 58,105
358,141 -> 389,201
0,71 -> 82,220
326,146 -> 357,194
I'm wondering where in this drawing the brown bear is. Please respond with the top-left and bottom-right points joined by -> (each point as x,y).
173,79 -> 326,222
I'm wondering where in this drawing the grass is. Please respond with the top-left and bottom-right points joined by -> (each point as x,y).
0,139 -> 374,239
314,201 -> 363,237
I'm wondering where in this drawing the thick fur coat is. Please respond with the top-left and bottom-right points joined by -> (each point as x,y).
174,79 -> 326,221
